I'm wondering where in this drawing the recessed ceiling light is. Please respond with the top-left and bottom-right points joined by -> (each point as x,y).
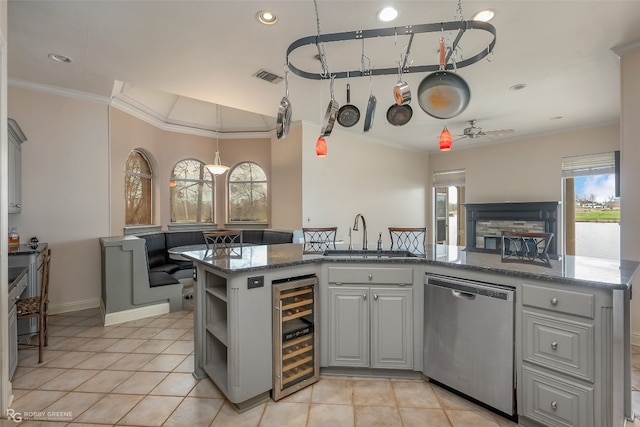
257,10 -> 278,25
471,9 -> 495,22
509,83 -> 527,91
377,7 -> 398,22
48,53 -> 72,63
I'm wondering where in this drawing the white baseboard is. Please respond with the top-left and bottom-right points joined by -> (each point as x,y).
49,298 -> 101,315
102,302 -> 170,326
631,332 -> 640,347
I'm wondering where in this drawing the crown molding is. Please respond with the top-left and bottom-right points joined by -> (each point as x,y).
8,78 -> 111,105
611,39 -> 640,57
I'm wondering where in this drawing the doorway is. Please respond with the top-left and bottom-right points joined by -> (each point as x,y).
434,185 -> 465,245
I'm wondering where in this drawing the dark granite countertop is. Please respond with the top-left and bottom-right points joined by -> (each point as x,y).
180,243 -> 639,290
8,242 -> 48,256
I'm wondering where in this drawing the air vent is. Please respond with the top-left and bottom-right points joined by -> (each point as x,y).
253,69 -> 283,84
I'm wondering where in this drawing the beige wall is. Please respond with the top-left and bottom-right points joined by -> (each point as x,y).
110,108 -> 271,231
8,86 -> 110,309
302,123 -> 429,249
427,124 -> 620,248
618,46 -> 640,334
271,123 -> 303,230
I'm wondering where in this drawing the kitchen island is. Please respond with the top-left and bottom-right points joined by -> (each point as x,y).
182,243 -> 638,426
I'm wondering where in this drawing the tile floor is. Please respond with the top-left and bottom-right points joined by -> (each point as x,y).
3,302 -> 640,427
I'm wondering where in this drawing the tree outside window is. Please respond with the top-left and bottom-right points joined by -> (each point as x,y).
170,159 -> 214,223
125,150 -> 152,225
228,162 -> 268,223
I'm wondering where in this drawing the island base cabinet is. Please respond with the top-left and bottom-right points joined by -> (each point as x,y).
328,286 -> 413,369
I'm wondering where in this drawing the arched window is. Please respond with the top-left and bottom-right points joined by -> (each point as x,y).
228,162 -> 268,223
125,150 -> 152,225
170,159 -> 214,223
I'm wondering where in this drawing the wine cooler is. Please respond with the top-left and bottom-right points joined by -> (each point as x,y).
272,274 -> 319,401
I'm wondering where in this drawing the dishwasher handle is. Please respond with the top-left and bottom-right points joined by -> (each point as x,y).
452,290 -> 476,300
426,275 -> 514,301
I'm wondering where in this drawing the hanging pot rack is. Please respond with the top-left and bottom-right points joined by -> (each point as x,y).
286,20 -> 496,80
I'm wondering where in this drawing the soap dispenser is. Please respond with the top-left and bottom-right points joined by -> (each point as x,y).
377,232 -> 383,250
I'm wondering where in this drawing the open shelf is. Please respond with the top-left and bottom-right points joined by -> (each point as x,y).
205,270 -> 227,300
206,293 -> 228,345
204,334 -> 228,394
206,287 -> 227,303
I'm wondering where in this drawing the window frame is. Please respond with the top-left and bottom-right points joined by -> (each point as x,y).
124,149 -> 153,227
227,161 -> 269,225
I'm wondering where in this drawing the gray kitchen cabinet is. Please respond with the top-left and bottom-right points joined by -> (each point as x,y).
519,283 -> 602,427
8,118 -> 27,214
8,303 -> 18,379
326,266 -> 414,370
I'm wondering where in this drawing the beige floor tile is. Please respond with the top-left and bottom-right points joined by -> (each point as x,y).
433,384 -> 487,412
308,403 -> 355,427
311,377 -> 353,405
103,338 -> 147,353
446,409 -> 501,427
178,329 -> 195,341
101,327 -> 138,339
188,377 -> 226,398
43,391 -> 104,421
65,424 -> 114,427
39,369 -> 100,391
11,390 -> 68,414
355,405 -> 402,427
74,394 -> 144,424
74,326 -> 109,338
146,318 -> 179,329
139,354 -> 187,372
112,371 -> 168,394
278,384 -> 313,403
44,337 -> 93,351
210,401 -> 265,427
119,317 -> 155,328
353,379 -> 395,407
74,352 -> 126,369
170,318 -> 194,329
13,421 -> 68,426
492,413 -> 519,427
11,366 -> 35,379
153,328 -> 189,340
42,351 -> 96,369
117,395 -> 182,426
633,354 -> 640,370
172,354 -> 194,373
18,349 -> 67,367
105,353 -> 156,371
259,401 -> 309,427
150,372 -> 197,396
399,407 -> 452,427
163,396 -> 224,427
11,367 -> 67,390
50,326 -> 85,337
131,339 -> 174,354
74,370 -> 133,393
161,340 -> 194,355
392,380 -> 442,408
73,337 -> 120,352
127,327 -> 165,339
633,368 -> 640,391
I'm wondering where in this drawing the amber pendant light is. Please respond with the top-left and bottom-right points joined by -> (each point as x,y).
439,125 -> 452,151
316,137 -> 327,157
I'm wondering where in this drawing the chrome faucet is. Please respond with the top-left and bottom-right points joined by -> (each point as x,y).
352,214 -> 368,250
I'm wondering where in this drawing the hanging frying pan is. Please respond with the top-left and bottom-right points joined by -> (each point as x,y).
337,73 -> 360,127
417,38 -> 470,119
321,76 -> 339,137
363,79 -> 376,132
276,68 -> 292,139
386,103 -> 413,126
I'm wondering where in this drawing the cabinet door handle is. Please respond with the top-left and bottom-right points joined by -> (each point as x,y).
374,293 -> 378,300
368,274 -> 373,281
551,341 -> 558,350
550,297 -> 559,305
15,204 -> 22,208
363,294 -> 367,300
551,400 -> 558,410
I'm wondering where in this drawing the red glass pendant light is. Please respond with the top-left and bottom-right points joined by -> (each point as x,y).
439,125 -> 452,151
316,137 -> 327,157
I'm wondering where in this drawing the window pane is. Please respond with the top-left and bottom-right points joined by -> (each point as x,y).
229,162 -> 267,182
125,150 -> 152,225
229,182 -> 267,222
170,159 -> 214,223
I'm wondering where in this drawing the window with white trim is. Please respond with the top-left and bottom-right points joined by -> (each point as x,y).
125,150 -> 152,225
228,162 -> 268,223
170,159 -> 214,224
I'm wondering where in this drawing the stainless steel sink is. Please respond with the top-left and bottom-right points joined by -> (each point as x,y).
322,249 -> 419,258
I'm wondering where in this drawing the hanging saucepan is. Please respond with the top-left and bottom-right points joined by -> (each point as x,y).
320,76 -> 339,137
386,103 -> 413,126
276,68 -> 292,140
337,73 -> 360,128
417,38 -> 470,119
393,35 -> 414,106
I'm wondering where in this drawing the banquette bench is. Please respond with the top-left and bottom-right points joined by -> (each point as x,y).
99,229 -> 293,325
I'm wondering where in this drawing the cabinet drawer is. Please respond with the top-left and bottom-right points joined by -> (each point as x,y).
328,267 -> 413,285
522,366 -> 593,427
523,311 -> 594,382
522,284 -> 594,319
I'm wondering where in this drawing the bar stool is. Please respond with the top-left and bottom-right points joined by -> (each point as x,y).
302,227 -> 338,253
203,230 -> 243,257
389,227 -> 426,255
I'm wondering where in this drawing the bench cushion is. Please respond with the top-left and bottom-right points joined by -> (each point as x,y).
141,233 -> 168,269
150,263 -> 182,275
263,230 -> 293,244
241,230 -> 264,244
148,271 -> 180,288
165,231 -> 206,249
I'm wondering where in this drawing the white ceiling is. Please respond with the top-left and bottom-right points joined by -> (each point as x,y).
7,1 -> 640,152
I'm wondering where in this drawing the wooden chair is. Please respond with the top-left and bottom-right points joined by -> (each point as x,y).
389,227 -> 426,255
17,248 -> 51,363
302,227 -> 337,253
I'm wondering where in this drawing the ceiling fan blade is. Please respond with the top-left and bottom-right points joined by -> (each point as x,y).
452,136 -> 468,142
483,129 -> 515,136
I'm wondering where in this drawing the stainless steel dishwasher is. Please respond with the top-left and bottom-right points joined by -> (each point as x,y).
423,274 -> 515,416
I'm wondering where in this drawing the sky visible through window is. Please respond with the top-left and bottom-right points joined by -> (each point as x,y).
574,174 -> 616,202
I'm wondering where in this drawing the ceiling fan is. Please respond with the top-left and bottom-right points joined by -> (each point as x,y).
455,119 -> 515,141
